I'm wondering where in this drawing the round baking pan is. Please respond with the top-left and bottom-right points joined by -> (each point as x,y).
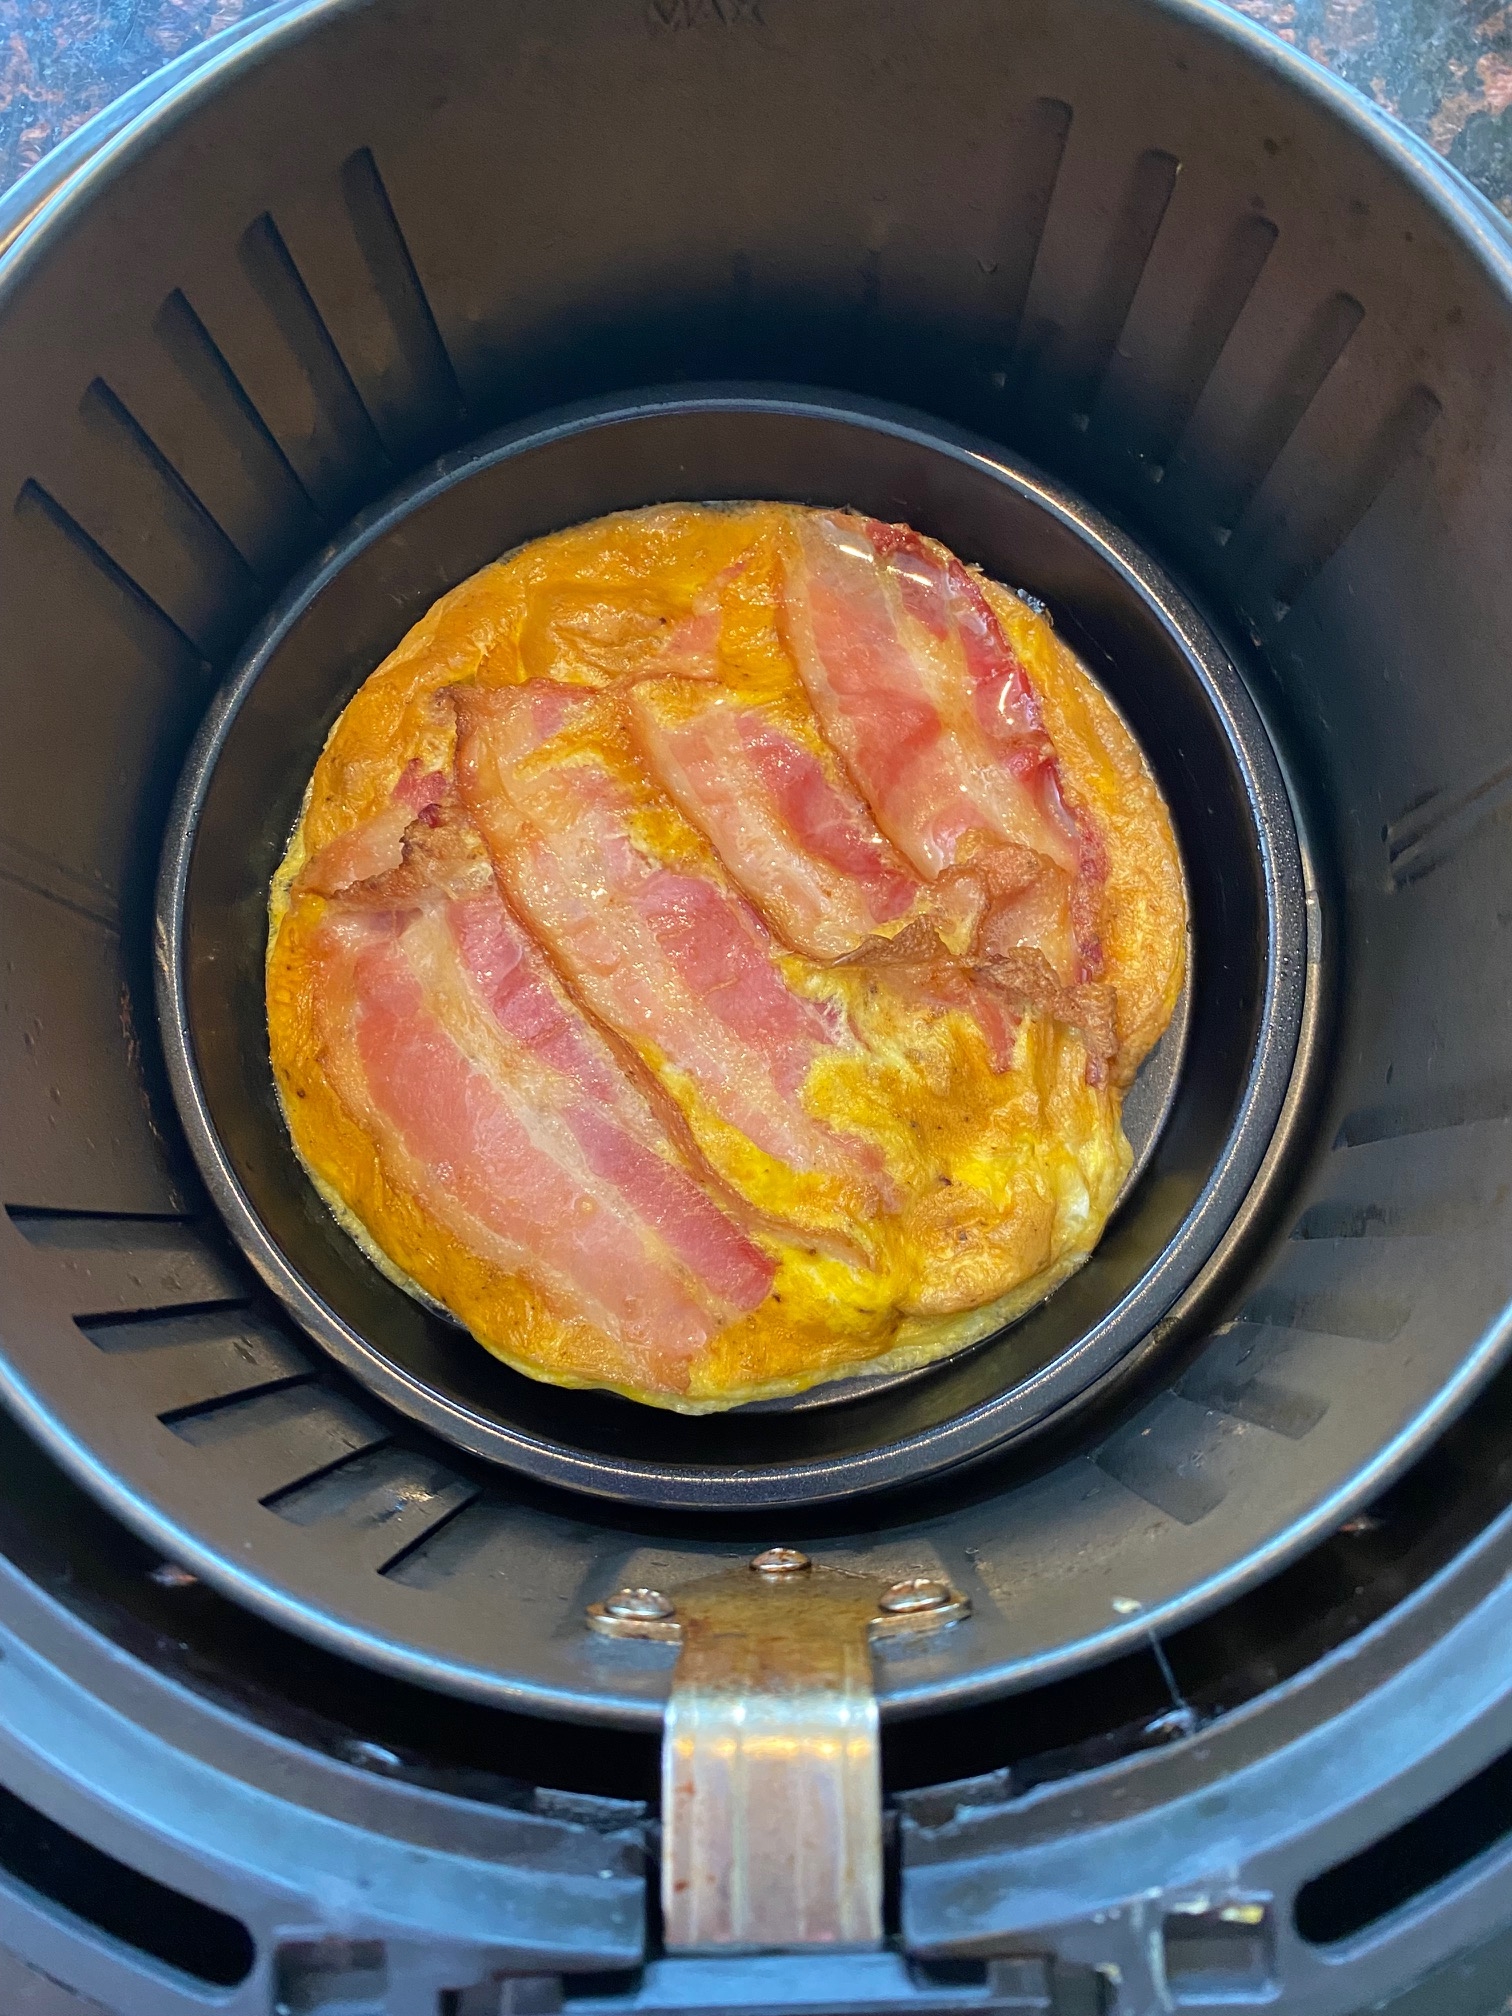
157,386 -> 1305,1508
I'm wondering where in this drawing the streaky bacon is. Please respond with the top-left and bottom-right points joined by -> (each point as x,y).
452,680 -> 896,1208
294,761 -> 450,898
839,922 -> 1117,1081
296,801 -> 414,897
302,799 -> 774,1371
780,510 -> 1107,984
393,759 -> 451,813
867,520 -> 1111,978
629,678 -> 927,959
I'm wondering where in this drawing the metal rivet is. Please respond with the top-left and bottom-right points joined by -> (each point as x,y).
878,1577 -> 952,1614
603,1587 -> 676,1620
751,1547 -> 811,1576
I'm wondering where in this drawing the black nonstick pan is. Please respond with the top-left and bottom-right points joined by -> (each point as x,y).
156,387 -> 1304,1508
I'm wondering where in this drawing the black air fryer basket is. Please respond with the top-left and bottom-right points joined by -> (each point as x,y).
5,0 -> 1512,2009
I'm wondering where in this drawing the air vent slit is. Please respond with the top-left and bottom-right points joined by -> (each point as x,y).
1337,1078 -> 1512,1148
238,210 -> 392,483
253,1433 -> 398,1508
1179,1371 -> 1328,1441
339,145 -> 468,449
1296,1737 -> 1512,1945
1234,1289 -> 1412,1343
0,834 -> 121,931
20,1221 -> 245,1314
1290,1209 -> 1399,1241
75,1307 -> 315,1417
1073,146 -> 1181,422
1200,289 -> 1364,534
0,858 -> 119,929
988,96 -> 1074,348
1292,1201 -> 1469,1240
13,479 -> 211,679
375,1485 -> 483,1580
1142,211 -> 1278,469
258,1437 -> 398,1512
1269,383 -> 1441,615
157,1370 -> 316,1426
79,377 -> 265,596
1094,1396 -> 1229,1525
79,1297 -> 251,1332
154,287 -> 327,538
1385,742 -> 1512,888
0,1783 -> 255,1987
1093,1441 -> 1226,1525
6,1204 -> 195,1227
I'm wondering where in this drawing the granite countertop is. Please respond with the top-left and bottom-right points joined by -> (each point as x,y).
2,0 -> 1510,211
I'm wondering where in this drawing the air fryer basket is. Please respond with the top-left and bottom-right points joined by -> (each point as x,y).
3,0 -> 1512,1734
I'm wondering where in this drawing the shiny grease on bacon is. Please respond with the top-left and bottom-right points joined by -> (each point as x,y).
268,504 -> 1185,1409
452,679 -> 896,1245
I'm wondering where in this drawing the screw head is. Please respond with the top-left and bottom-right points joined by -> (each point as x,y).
878,1577 -> 952,1615
751,1546 -> 812,1576
603,1587 -> 675,1621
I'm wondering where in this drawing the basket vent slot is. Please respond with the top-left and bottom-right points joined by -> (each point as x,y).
0,1780 -> 255,1987
1337,1078 -> 1512,1148
1266,382 -> 1440,615
986,96 -> 1074,346
78,1303 -> 312,1417
1296,1737 -> 1512,1944
1093,1391 -> 1230,1524
238,210 -> 391,512
1293,1196 -> 1476,1240
338,145 -> 468,461
13,479 -> 210,681
1235,1285 -> 1412,1343
1179,1327 -> 1329,1440
154,286 -> 327,574
1066,146 -> 1180,424
1139,212 -> 1278,476
1205,288 -> 1363,538
78,375 -> 262,650
164,1381 -> 388,1501
264,1443 -> 479,1574
1384,748 -> 1512,889
0,834 -> 121,929
11,1211 -> 243,1315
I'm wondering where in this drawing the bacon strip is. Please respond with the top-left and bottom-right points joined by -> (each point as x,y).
453,681 -> 893,1208
295,761 -> 450,898
302,803 -> 774,1371
629,679 -> 926,959
444,892 -> 774,1309
780,511 -> 1106,983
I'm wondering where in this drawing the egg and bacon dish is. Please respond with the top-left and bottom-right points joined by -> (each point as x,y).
266,503 -> 1187,1412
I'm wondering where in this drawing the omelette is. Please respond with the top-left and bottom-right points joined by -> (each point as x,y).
267,504 -> 1187,1412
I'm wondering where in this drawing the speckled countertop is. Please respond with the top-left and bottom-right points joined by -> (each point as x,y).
1,0 -> 1510,210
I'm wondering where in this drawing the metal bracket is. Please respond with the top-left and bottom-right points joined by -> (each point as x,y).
588,1550 -> 970,1952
